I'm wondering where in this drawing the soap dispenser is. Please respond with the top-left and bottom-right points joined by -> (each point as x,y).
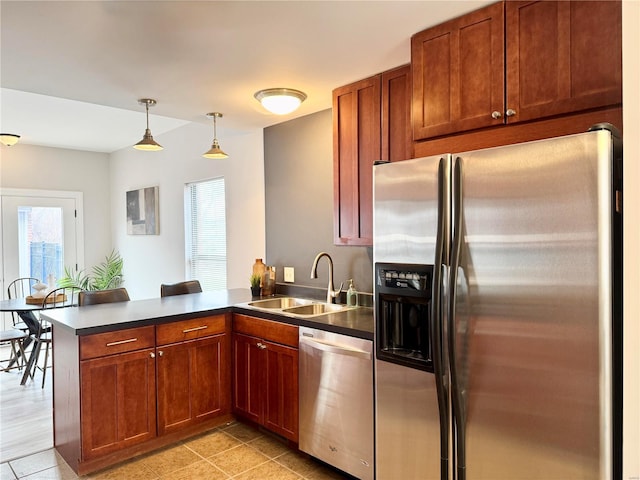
346,279 -> 358,307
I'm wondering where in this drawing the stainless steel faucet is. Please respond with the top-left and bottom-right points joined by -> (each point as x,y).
310,252 -> 344,304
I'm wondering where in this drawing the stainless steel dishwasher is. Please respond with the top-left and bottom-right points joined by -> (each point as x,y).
299,326 -> 373,480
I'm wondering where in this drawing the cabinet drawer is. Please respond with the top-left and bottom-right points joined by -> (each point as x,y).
233,314 -> 298,348
80,326 -> 155,360
156,315 -> 227,346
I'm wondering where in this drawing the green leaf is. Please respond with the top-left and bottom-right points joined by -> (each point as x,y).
59,250 -> 124,291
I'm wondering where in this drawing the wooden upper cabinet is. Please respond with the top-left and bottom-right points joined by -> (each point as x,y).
333,65 -> 411,246
381,65 -> 412,162
333,76 -> 380,246
412,0 -> 622,142
505,0 -> 622,123
412,2 -> 505,140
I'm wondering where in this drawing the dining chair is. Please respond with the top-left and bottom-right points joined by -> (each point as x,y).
6,277 -> 40,332
26,287 -> 82,388
78,287 -> 130,306
160,280 -> 202,297
0,328 -> 28,372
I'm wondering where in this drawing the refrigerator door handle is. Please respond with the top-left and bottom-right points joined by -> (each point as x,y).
449,157 -> 466,480
431,157 -> 449,480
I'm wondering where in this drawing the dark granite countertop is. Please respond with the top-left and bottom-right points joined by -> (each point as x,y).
41,288 -> 374,340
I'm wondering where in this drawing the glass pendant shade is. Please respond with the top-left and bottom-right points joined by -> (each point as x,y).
203,112 -> 228,159
133,98 -> 163,151
254,88 -> 307,115
0,133 -> 20,147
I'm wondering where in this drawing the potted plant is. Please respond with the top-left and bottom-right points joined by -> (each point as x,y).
249,273 -> 261,297
59,250 -> 124,291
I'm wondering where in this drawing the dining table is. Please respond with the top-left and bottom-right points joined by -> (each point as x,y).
0,296 -> 77,385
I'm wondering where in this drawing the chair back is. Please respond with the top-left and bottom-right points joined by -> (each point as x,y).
42,287 -> 82,309
38,287 -> 80,339
160,280 -> 202,297
7,277 -> 40,299
78,288 -> 130,306
6,277 -> 41,326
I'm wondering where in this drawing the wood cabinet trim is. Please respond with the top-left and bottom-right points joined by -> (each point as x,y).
156,314 -> 226,346
413,106 -> 622,158
232,314 -> 298,348
79,326 -> 155,360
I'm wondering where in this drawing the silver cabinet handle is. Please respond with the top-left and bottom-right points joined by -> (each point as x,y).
183,325 -> 208,333
106,338 -> 137,347
491,111 -> 502,119
158,350 -> 163,357
150,352 -> 155,358
506,108 -> 516,117
256,342 -> 267,350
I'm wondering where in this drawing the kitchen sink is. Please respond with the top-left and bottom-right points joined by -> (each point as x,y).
282,303 -> 350,316
244,297 -> 353,318
247,297 -> 312,309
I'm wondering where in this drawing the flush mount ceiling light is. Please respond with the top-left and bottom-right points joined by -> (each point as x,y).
203,112 -> 228,159
254,88 -> 307,115
0,133 -> 20,147
133,98 -> 163,151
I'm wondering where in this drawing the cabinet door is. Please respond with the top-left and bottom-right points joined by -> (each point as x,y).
80,348 -> 156,460
157,334 -> 230,435
232,333 -> 263,424
505,1 -> 622,123
333,76 -> 380,246
264,340 -> 299,442
381,65 -> 412,162
412,2 -> 504,140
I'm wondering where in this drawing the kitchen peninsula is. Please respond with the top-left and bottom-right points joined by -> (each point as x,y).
41,289 -> 373,475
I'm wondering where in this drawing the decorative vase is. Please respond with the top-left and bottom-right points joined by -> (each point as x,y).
250,286 -> 261,297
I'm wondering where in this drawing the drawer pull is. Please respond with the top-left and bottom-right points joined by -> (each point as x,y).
106,338 -> 137,347
183,325 -> 208,334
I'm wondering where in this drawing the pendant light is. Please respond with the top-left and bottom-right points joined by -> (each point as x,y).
203,112 -> 228,159
254,88 -> 307,115
133,98 -> 163,151
0,134 -> 20,147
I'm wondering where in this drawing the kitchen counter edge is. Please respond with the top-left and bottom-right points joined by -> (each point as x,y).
40,288 -> 374,341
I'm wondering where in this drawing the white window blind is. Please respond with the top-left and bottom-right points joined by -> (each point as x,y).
185,177 -> 227,291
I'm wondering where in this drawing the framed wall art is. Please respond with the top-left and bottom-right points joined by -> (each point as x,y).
126,186 -> 159,235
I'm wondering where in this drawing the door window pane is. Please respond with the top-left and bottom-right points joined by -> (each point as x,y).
18,206 -> 64,282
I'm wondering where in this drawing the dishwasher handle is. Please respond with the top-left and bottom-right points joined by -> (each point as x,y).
300,336 -> 371,360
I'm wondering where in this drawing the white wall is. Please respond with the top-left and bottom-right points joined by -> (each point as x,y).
622,1 -> 639,478
109,122 -> 265,300
0,144 -> 111,272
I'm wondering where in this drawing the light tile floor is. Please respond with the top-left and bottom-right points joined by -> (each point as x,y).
0,421 -> 352,480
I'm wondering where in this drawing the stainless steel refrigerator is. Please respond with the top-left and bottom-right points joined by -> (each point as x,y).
373,126 -> 622,480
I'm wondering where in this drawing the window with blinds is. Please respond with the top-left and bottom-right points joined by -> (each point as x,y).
185,177 -> 227,291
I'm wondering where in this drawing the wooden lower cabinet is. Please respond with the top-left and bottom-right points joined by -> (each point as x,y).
157,333 -> 230,435
264,340 -> 299,440
54,317 -> 233,475
232,332 -> 263,425
80,347 -> 157,460
232,314 -> 299,442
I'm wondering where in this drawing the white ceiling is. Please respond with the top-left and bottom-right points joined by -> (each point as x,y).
0,0 -> 491,153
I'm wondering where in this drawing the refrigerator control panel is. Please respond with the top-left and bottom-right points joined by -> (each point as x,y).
376,263 -> 432,297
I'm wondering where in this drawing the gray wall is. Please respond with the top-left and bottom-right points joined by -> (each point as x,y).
264,109 -> 373,293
